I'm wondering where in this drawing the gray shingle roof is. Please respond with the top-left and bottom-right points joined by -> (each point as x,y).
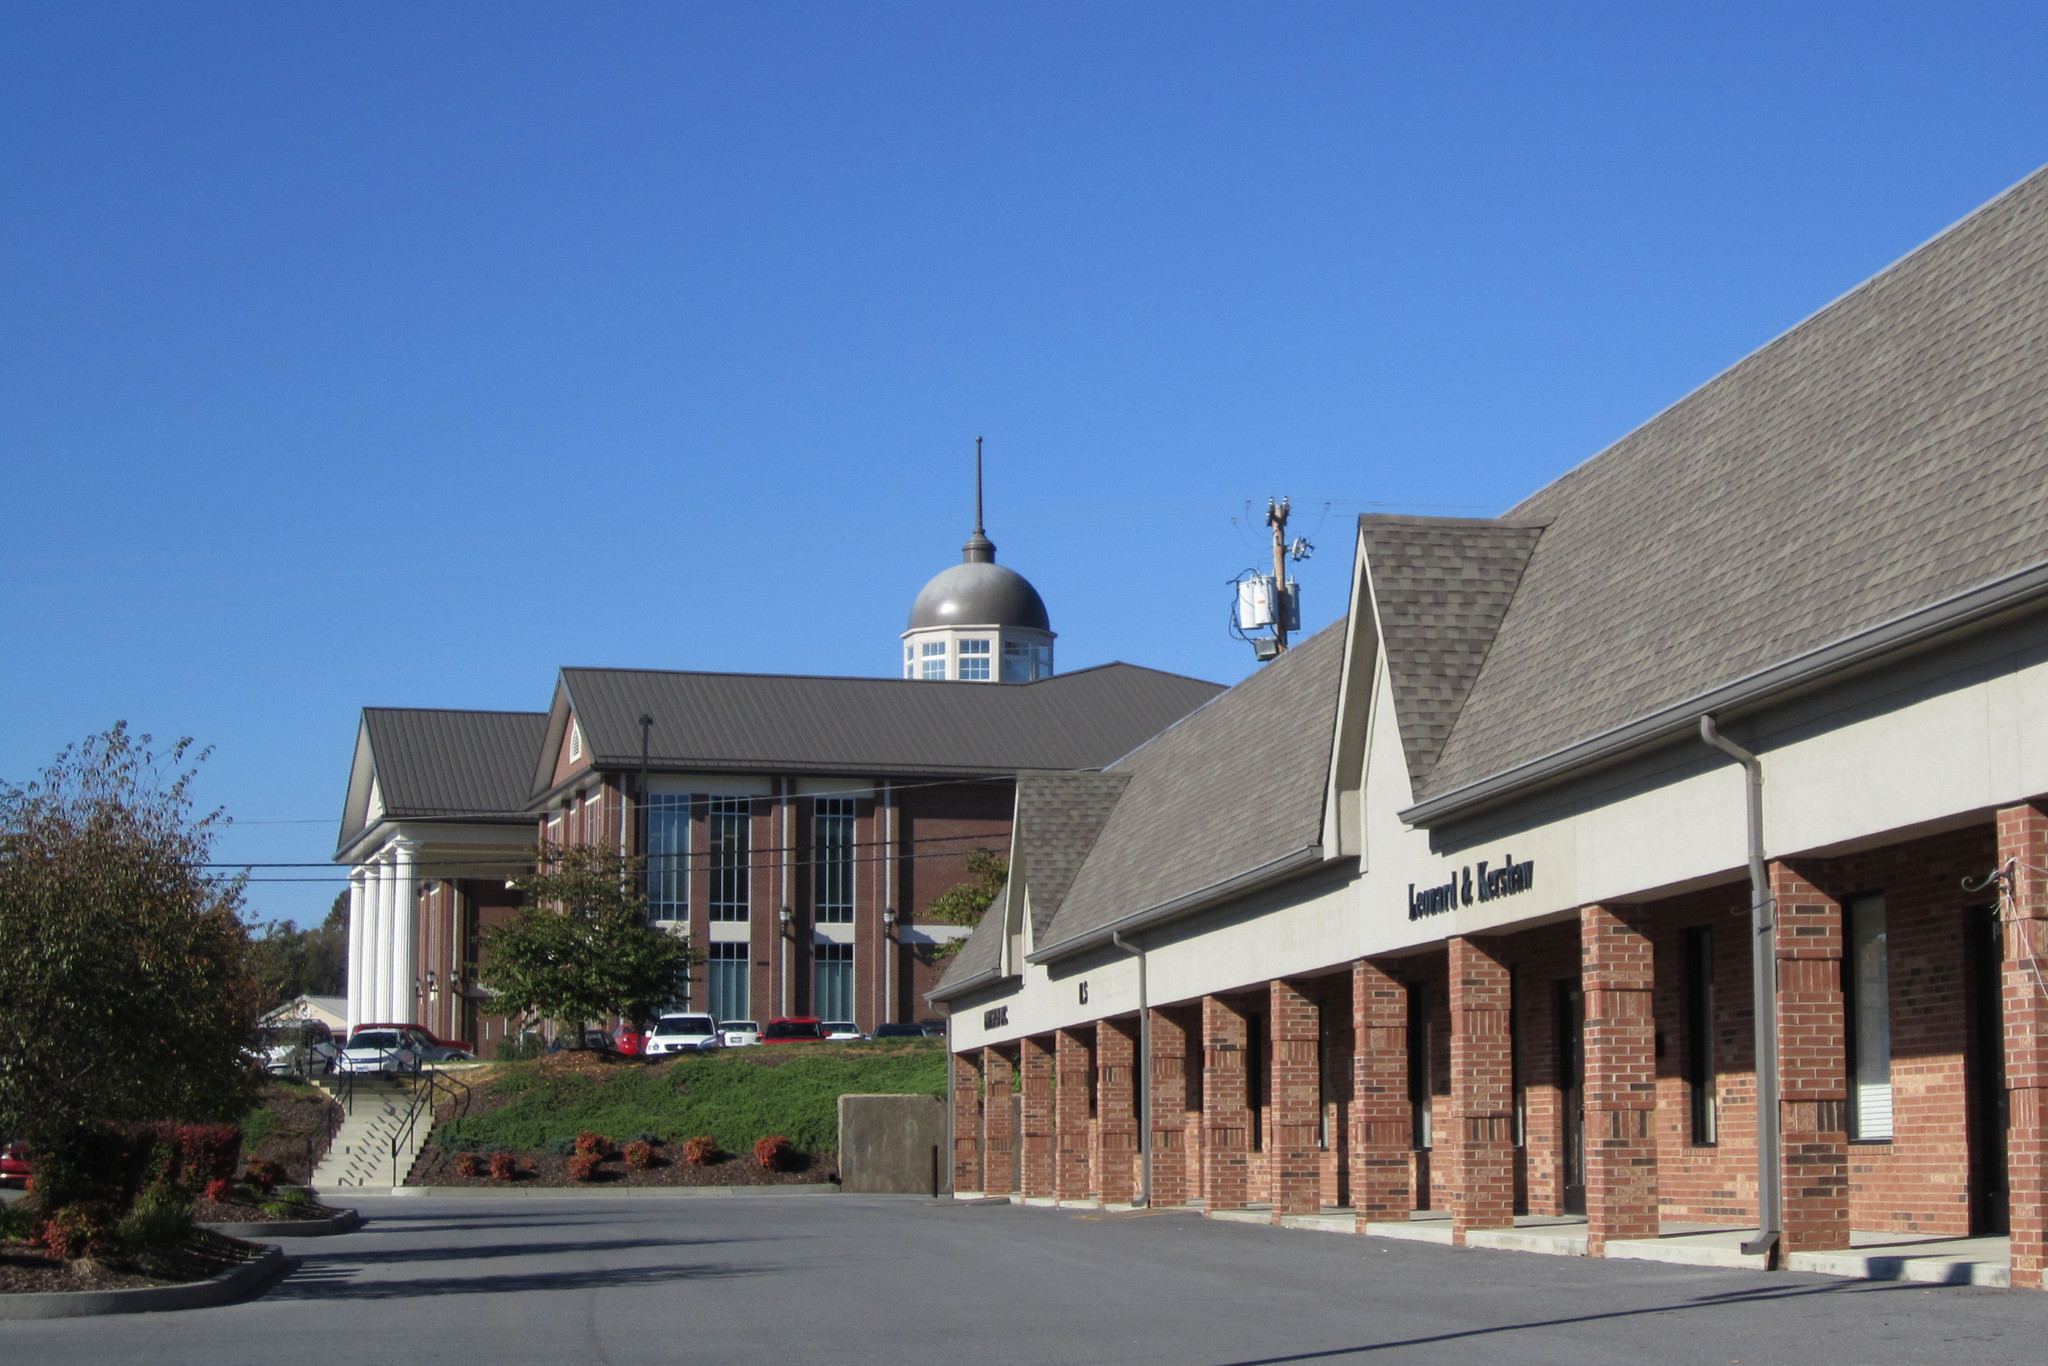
545,663 -> 1223,797
1030,620 -> 1346,953
1361,516 -> 1545,793
1423,163 -> 2048,802
341,709 -> 549,851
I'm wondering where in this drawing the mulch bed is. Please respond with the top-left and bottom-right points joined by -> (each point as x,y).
407,1143 -> 838,1188
246,1084 -> 345,1186
191,1192 -> 342,1223
0,1230 -> 258,1294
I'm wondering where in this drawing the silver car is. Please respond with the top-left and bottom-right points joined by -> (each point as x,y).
337,1028 -> 425,1075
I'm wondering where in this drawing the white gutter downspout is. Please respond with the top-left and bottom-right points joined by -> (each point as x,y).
1700,715 -> 1781,1264
1111,931 -> 1151,1208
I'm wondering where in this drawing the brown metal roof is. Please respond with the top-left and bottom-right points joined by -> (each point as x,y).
340,708 -> 549,852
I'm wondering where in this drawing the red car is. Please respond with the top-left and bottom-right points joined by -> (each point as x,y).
613,1026 -> 647,1057
0,1139 -> 30,1188
760,1017 -> 826,1043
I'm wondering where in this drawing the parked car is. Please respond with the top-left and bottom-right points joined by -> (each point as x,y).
761,1017 -> 826,1044
0,1139 -> 30,1188
915,1020 -> 948,1037
351,1023 -> 477,1064
256,1020 -> 341,1077
873,1022 -> 930,1039
337,1028 -> 425,1075
645,1014 -> 722,1055
821,1021 -> 864,1041
719,1020 -> 762,1047
614,1025 -> 647,1057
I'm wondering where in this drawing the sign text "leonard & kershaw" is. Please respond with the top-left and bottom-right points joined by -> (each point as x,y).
1408,853 -> 1535,920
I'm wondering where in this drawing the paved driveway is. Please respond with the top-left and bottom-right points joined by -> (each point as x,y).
1,1195 -> 2038,1364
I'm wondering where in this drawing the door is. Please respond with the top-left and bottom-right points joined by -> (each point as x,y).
1971,903 -> 2009,1235
1558,981 -> 1586,1216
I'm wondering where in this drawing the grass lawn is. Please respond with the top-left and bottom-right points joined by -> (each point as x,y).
437,1041 -> 947,1155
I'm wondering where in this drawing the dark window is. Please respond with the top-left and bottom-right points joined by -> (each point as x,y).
1407,982 -> 1432,1149
710,798 -> 750,922
1685,926 -> 1717,1145
646,794 -> 689,922
813,797 -> 856,924
1247,1013 -> 1267,1152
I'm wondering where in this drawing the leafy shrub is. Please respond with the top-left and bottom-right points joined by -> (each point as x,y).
623,1140 -> 653,1170
573,1131 -> 613,1159
118,1186 -> 192,1250
496,1032 -> 548,1062
682,1136 -> 718,1166
260,1189 -> 318,1219
488,1152 -> 517,1182
0,1198 -> 36,1241
203,1177 -> 236,1204
567,1153 -> 602,1182
753,1135 -> 795,1172
177,1124 -> 243,1187
40,1202 -> 119,1260
453,1152 -> 483,1178
241,1159 -> 284,1194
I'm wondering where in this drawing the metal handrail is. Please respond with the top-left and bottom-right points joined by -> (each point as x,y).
388,1067 -> 460,1186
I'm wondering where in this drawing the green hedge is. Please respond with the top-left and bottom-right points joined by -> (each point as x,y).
437,1044 -> 947,1155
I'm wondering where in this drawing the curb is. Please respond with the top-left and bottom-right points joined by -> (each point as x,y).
0,1245 -> 289,1320
199,1209 -> 363,1238
322,1183 -> 843,1199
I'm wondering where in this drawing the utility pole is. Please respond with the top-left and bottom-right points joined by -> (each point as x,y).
1267,497 -> 1292,654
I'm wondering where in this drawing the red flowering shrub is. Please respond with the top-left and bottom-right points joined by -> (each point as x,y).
453,1153 -> 482,1178
488,1152 -> 517,1182
39,1203 -> 118,1260
176,1125 -> 242,1187
682,1136 -> 718,1167
567,1153 -> 602,1182
623,1141 -> 654,1170
241,1159 -> 284,1194
203,1177 -> 236,1204
573,1132 -> 613,1159
753,1136 -> 795,1172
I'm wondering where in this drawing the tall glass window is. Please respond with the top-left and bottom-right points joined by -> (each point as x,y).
709,943 -> 749,1023
710,797 -> 750,922
1001,640 -> 1032,683
920,640 -> 947,679
1850,894 -> 1893,1141
814,942 -> 853,1020
813,796 -> 855,924
958,638 -> 991,680
646,794 -> 689,923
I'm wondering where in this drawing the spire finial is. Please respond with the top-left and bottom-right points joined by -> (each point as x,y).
963,437 -> 996,563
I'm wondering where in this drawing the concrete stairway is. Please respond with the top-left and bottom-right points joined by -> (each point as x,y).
310,1075 -> 434,1191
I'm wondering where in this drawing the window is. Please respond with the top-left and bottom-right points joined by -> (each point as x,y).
710,798 -> 750,921
958,638 -> 991,680
904,645 -> 914,679
813,797 -> 855,923
921,640 -> 947,680
646,794 -> 689,922
1849,894 -> 1893,1141
568,721 -> 582,761
582,791 -> 603,844
814,942 -> 853,1020
1001,640 -> 1032,683
1685,926 -> 1717,1145
1408,981 -> 1433,1149
709,943 -> 749,1023
1247,1014 -> 1266,1151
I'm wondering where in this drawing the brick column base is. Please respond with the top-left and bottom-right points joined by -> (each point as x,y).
983,1047 -> 1016,1198
1772,861 -> 1849,1254
952,1051 -> 984,1193
1269,979 -> 1322,1219
1055,1028 -> 1094,1201
1149,1007 -> 1192,1206
1448,936 -> 1515,1243
1096,1017 -> 1140,1205
1581,903 -> 1658,1253
1019,1034 -> 1055,1199
1350,958 -> 1413,1227
1202,995 -> 1252,1211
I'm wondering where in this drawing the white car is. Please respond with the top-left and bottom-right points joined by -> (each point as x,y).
645,1013 -> 723,1056
256,1021 -> 341,1077
719,1021 -> 762,1047
337,1028 -> 425,1075
822,1021 -> 865,1041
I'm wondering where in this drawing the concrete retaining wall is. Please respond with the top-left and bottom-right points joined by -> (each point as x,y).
838,1094 -> 949,1195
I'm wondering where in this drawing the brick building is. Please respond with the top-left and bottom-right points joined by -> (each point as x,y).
334,506 -> 1222,1048
937,164 -> 2048,1287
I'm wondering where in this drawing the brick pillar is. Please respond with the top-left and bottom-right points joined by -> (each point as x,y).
1019,1034 -> 1056,1199
1771,860 -> 1849,1253
982,1047 -> 1016,1198
2001,802 -> 2048,1289
1055,1028 -> 1094,1201
1269,979 -> 1322,1219
1149,1007 -> 1192,1206
1351,958 -> 1413,1225
952,1050 -> 984,1193
1202,995 -> 1252,1211
1447,935 -> 1515,1243
1581,903 -> 1659,1253
1095,1017 -> 1140,1205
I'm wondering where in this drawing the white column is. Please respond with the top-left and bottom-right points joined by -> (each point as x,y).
371,855 -> 393,1022
393,840 -> 419,1026
346,868 -> 368,1031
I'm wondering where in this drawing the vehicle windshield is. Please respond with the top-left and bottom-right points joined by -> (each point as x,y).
350,1031 -> 401,1049
763,1021 -> 823,1040
822,1022 -> 856,1033
654,1017 -> 716,1036
722,1022 -> 759,1033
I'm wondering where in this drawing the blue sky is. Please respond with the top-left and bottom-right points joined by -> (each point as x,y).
5,3 -> 2046,925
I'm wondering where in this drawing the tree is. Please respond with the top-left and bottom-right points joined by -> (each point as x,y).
924,851 -> 1007,962
0,725 -> 259,1153
479,843 -> 701,1041
245,891 -> 349,1011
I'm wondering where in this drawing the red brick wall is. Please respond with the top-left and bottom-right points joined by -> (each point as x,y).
1582,902 -> 1659,1251
1056,1028 -> 1094,1200
1148,1006 -> 1196,1206
953,1050 -> 984,1192
1447,935 -> 1516,1241
1493,923 -> 1578,1217
1771,858 -> 1850,1253
1019,1034 -> 1056,1198
982,1047 -> 1016,1197
1202,994 -> 1252,1211
1351,958 -> 1413,1222
1096,1017 -> 1140,1204
1269,979 -> 1322,1218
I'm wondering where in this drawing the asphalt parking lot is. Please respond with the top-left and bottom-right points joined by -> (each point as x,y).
2,1194 -> 2040,1364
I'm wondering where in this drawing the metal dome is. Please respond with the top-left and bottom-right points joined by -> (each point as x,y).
907,556 -> 1051,632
